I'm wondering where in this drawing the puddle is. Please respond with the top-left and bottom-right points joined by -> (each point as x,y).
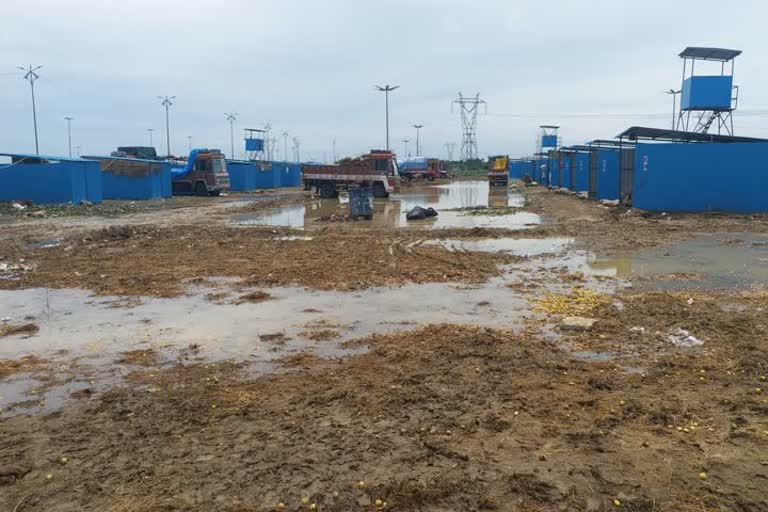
570,350 -> 616,362
589,233 -> 768,290
428,237 -> 575,256
0,274 -> 543,415
231,181 -> 541,230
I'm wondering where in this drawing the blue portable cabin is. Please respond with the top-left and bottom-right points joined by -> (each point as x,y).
226,160 -> 257,191
595,148 -> 621,201
82,155 -> 171,200
0,152 -> 103,204
227,160 -> 289,191
271,161 -> 302,188
616,127 -> 768,211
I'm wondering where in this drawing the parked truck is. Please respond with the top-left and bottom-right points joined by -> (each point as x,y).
170,149 -> 230,196
488,155 -> 510,186
397,157 -> 448,181
302,150 -> 399,198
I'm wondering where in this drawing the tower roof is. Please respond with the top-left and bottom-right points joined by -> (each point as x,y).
679,47 -> 742,62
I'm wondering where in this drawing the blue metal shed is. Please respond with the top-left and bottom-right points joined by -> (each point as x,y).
573,152 -> 590,192
595,149 -> 620,200
0,153 -> 103,204
227,160 -> 257,191
83,156 -> 172,200
633,142 -> 768,212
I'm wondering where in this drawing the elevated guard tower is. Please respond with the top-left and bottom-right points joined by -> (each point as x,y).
675,47 -> 741,135
537,125 -> 560,153
244,128 -> 266,161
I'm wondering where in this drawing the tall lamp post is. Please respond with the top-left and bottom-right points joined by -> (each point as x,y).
19,65 -> 43,155
375,84 -> 399,151
225,112 -> 238,159
64,117 -> 74,158
667,89 -> 681,130
402,138 -> 410,158
412,124 -> 423,156
158,95 -> 175,158
147,128 -> 154,147
282,131 -> 289,161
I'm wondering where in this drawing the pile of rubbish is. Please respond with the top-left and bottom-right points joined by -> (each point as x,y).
405,206 -> 438,221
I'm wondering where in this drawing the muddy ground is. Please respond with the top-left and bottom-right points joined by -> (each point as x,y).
1,182 -> 767,511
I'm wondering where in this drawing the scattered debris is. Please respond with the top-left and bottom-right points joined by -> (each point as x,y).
560,316 -> 598,332
666,328 -> 704,348
600,199 -> 620,207
405,206 -> 438,221
534,288 -> 610,316
629,326 -> 646,337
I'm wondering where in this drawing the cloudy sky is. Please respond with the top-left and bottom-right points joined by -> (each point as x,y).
2,0 -> 767,161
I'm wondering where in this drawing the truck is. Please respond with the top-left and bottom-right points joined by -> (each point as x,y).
170,149 -> 230,196
488,155 -> 510,186
397,157 -> 448,181
302,150 -> 399,198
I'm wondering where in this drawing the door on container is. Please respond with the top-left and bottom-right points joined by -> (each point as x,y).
588,150 -> 598,200
569,154 -> 576,190
619,148 -> 635,207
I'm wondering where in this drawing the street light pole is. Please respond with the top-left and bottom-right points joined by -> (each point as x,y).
187,136 -> 192,152
225,112 -> 238,159
158,95 -> 175,158
412,124 -> 423,156
375,84 -> 399,151
19,65 -> 43,155
64,117 -> 74,158
667,89 -> 680,130
148,128 -> 154,147
282,131 -> 289,161
403,138 -> 410,158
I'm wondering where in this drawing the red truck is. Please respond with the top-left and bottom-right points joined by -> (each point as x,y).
302,150 -> 399,198
170,149 -> 230,196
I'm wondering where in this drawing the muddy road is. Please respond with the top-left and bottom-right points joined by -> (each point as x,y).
1,181 -> 767,511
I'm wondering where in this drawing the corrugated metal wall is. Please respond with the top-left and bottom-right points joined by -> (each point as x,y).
91,157 -> 172,200
0,158 -> 103,204
596,150 -> 620,200
633,142 -> 768,212
574,153 -> 590,192
227,161 -> 303,191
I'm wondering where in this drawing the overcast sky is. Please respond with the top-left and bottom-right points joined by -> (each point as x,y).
2,0 -> 767,161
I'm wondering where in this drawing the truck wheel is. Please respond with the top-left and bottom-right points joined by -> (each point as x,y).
372,182 -> 388,198
427,175 -> 435,182
319,183 -> 338,198
194,181 -> 209,196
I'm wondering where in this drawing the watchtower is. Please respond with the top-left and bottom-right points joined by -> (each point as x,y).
244,128 -> 266,161
538,125 -> 560,153
675,47 -> 741,135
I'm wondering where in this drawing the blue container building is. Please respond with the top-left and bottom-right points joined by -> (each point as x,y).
0,153 -> 103,204
83,156 -> 171,200
595,149 -> 620,200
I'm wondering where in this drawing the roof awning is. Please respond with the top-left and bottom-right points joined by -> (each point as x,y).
616,126 -> 768,143
679,47 -> 742,62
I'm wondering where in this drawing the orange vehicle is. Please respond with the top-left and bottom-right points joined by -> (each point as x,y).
170,149 -> 230,196
488,155 -> 510,186
302,150 -> 399,198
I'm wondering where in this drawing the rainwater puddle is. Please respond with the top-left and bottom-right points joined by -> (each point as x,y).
589,233 -> 768,290
0,276 -> 539,416
231,180 -> 540,230
428,237 -> 575,256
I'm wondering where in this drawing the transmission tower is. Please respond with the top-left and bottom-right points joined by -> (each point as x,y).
444,142 -> 456,162
451,93 -> 486,161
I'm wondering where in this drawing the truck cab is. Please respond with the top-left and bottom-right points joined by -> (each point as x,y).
171,149 -> 230,196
